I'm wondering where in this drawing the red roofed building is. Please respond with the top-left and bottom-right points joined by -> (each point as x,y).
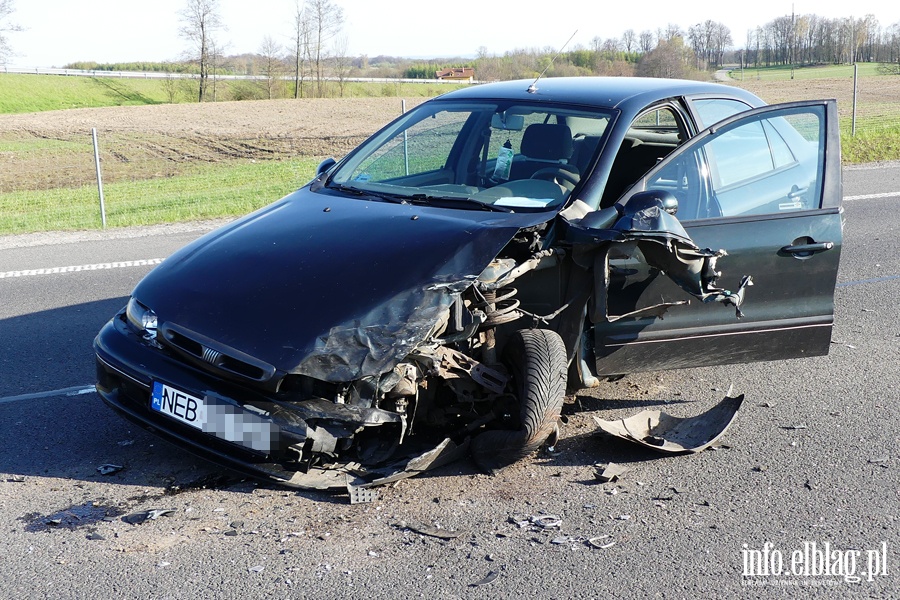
436,67 -> 475,82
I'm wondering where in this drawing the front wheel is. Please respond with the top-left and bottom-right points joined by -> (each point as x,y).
470,328 -> 567,474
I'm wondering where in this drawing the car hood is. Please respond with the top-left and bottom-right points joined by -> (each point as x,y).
134,187 -> 552,383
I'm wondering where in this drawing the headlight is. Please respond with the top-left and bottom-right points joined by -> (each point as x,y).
126,297 -> 158,338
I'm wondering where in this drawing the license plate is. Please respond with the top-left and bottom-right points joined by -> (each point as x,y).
150,381 -> 275,453
151,382 -> 206,430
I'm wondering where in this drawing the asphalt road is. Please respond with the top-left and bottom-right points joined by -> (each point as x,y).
0,165 -> 898,599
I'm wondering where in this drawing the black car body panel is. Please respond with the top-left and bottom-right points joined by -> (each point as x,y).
131,188 -> 551,384
94,78 -> 843,490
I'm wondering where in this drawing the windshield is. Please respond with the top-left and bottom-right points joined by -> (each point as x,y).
328,100 -> 612,211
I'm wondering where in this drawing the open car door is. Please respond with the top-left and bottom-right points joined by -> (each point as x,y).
590,100 -> 842,375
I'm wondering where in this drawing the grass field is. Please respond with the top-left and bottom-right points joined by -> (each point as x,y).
0,73 -> 169,113
0,73 -> 463,114
727,62 -> 886,81
1,66 -> 898,235
0,159 -> 317,234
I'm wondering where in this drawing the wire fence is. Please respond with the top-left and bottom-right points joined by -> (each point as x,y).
0,125 -> 373,234
1,75 -> 899,235
732,68 -> 900,134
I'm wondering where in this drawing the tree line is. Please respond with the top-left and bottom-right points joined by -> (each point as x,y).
744,14 -> 900,69
5,0 -> 900,103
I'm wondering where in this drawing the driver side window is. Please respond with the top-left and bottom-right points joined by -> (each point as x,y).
601,105 -> 687,207
644,106 -> 826,220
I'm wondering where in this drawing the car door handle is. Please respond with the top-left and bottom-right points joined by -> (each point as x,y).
787,185 -> 809,200
781,241 -> 834,255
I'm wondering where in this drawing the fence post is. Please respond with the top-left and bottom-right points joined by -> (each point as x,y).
852,63 -> 858,137
401,100 -> 409,176
92,128 -> 108,228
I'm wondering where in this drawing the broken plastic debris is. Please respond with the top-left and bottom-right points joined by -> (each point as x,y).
122,508 -> 175,525
530,515 -> 562,529
594,462 -> 628,483
404,522 -> 463,540
249,565 -> 265,573
552,536 -> 587,545
471,571 -> 500,587
588,536 -> 615,549
593,394 -> 744,453
781,425 -> 808,430
8,475 -> 25,483
97,464 -> 124,476
347,482 -> 379,505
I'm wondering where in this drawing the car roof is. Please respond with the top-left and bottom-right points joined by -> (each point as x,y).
435,76 -> 765,113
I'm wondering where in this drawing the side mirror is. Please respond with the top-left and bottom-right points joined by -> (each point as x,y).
579,205 -> 622,230
625,190 -> 678,215
316,157 -> 337,177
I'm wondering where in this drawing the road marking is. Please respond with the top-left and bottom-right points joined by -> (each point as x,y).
844,192 -> 900,201
0,259 -> 163,279
0,385 -> 96,405
838,274 -> 900,288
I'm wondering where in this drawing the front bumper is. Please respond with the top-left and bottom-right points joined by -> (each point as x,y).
94,312 -> 310,484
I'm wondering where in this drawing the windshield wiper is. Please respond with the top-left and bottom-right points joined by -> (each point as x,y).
326,183 -> 408,204
407,194 -> 513,213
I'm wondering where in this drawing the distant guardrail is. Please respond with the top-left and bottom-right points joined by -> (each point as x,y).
0,66 -> 474,84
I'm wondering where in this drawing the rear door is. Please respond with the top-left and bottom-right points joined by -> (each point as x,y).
593,100 -> 842,375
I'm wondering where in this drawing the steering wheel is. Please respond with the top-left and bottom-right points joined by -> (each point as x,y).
531,167 -> 580,190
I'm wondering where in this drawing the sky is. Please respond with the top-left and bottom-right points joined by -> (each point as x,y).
4,0 -> 900,68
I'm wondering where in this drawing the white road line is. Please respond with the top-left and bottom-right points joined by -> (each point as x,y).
0,385 -> 96,405
0,258 -> 163,279
844,192 -> 900,201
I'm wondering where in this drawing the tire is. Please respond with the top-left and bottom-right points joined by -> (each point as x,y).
470,328 -> 567,474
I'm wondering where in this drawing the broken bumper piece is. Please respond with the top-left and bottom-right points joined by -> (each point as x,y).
593,394 -> 744,453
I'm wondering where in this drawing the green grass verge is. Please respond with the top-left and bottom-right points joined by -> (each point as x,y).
0,159 -> 318,234
728,62 -> 886,81
0,73 -> 170,113
842,126 -> 900,163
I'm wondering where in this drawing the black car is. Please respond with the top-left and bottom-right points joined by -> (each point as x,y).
94,77 -> 843,490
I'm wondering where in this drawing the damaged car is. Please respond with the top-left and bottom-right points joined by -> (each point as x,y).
94,77 -> 843,490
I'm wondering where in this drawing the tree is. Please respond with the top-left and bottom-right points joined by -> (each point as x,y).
333,35 -> 352,97
621,29 -> 636,53
0,0 -> 22,64
305,0 -> 344,97
258,36 -> 284,100
292,0 -> 312,98
179,0 -> 225,102
636,37 -> 698,79
638,30 -> 655,54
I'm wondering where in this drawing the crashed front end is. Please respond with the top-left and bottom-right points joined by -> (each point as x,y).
94,188 -> 749,491
94,188 -> 559,490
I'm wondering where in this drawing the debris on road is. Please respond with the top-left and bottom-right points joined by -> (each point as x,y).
530,515 -> 562,529
471,571 -> 500,586
97,464 -> 124,475
348,483 -> 379,505
402,522 -> 463,540
594,462 -> 628,483
122,508 -> 175,525
588,536 -> 616,549
593,394 -> 744,453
